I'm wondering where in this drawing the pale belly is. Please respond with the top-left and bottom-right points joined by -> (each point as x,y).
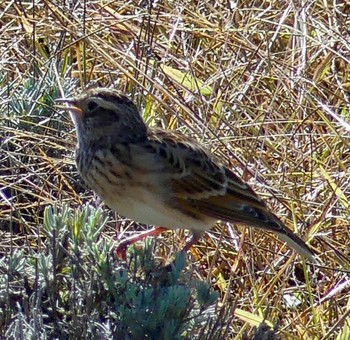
101,188 -> 214,232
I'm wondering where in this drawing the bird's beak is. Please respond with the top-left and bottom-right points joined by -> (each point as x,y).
55,97 -> 82,117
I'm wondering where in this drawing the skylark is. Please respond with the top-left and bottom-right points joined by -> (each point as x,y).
61,88 -> 315,262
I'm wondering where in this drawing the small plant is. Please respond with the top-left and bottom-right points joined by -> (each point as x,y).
0,204 -> 233,339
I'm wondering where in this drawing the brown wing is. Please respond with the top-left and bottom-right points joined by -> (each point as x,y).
147,128 -> 315,261
148,128 -> 268,217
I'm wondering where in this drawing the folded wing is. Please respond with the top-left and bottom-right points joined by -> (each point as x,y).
148,128 -> 315,261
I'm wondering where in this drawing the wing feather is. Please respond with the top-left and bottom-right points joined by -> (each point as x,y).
145,128 -> 315,261
149,129 -> 263,204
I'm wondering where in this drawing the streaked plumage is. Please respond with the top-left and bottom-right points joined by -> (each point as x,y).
62,88 -> 315,262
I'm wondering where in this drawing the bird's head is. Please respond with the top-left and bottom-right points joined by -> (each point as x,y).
58,88 -> 147,145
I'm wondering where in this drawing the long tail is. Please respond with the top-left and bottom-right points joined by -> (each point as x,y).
266,217 -> 316,262
190,197 -> 316,262
235,206 -> 316,262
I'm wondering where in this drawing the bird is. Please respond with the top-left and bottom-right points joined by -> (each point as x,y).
59,87 -> 315,262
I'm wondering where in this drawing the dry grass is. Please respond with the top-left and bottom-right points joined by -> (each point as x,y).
1,0 -> 350,338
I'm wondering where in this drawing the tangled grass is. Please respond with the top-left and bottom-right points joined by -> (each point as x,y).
1,1 -> 350,338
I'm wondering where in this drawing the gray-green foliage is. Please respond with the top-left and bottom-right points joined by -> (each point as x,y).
0,205 -> 232,339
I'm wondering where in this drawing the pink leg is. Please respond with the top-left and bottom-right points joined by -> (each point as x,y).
116,229 -> 204,260
116,227 -> 168,259
161,231 -> 204,271
183,231 -> 203,252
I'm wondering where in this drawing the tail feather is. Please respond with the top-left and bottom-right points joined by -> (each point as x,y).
242,207 -> 316,262
186,197 -> 316,262
239,205 -> 316,262
249,208 -> 316,262
275,229 -> 315,262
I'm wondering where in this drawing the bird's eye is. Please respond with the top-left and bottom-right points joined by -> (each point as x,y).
87,100 -> 98,112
